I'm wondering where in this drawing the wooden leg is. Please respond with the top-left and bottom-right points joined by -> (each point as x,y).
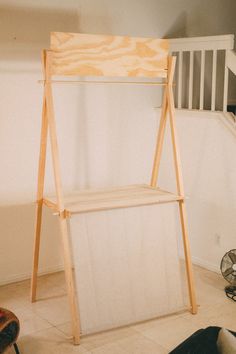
44,52 -> 81,343
151,86 -> 168,187
59,217 -> 81,344
168,92 -> 198,313
30,89 -> 48,302
31,200 -> 43,302
178,201 -> 197,314
166,57 -> 197,314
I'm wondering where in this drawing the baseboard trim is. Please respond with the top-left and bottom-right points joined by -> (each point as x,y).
0,264 -> 64,286
0,256 -> 221,287
191,256 -> 221,274
179,249 -> 221,275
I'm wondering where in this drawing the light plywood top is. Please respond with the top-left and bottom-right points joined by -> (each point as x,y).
50,32 -> 169,78
43,184 -> 183,215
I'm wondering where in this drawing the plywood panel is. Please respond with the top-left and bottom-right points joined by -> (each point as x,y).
70,203 -> 185,335
43,184 -> 183,214
50,32 -> 169,78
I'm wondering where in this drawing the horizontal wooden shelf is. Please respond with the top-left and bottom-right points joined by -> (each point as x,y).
43,184 -> 183,215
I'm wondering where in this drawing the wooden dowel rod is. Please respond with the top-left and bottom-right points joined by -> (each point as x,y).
38,79 -> 167,86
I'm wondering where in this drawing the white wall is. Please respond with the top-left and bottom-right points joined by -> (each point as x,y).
158,110 -> 236,273
0,0 -> 236,285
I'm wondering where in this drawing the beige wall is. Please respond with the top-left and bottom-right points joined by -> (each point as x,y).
0,0 -> 236,284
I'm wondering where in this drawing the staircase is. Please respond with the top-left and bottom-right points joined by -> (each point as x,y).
169,34 -> 236,113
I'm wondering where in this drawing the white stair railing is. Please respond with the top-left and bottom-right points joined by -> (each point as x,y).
226,50 -> 236,75
169,34 -> 234,112
224,49 -> 236,112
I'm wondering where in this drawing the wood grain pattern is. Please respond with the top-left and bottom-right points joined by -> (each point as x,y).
43,184 -> 183,214
50,32 -> 169,78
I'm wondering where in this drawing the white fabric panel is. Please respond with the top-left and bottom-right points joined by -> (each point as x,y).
69,203 -> 185,335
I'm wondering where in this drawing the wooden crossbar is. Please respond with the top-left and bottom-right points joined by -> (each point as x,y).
38,79 -> 167,85
50,32 -> 169,78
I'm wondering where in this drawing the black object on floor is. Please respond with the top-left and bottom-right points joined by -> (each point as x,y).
0,308 -> 20,354
225,285 -> 236,302
169,326 -> 236,354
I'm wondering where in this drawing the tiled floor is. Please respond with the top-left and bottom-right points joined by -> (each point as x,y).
1,265 -> 235,353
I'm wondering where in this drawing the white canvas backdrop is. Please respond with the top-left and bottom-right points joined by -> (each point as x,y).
69,202 -> 185,335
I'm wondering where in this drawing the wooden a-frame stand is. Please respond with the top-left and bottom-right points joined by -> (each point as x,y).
31,32 -> 197,345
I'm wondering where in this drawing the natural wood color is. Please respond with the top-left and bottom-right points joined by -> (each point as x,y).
31,201 -> 43,302
45,51 -> 81,344
50,32 -> 168,78
43,184 -> 184,214
38,79 -> 167,86
150,56 -> 175,187
32,32 -> 198,345
167,57 -> 197,314
31,51 -> 48,303
163,56 -> 184,195
150,87 -> 168,187
178,201 -> 198,314
45,53 -> 64,211
59,217 -> 81,344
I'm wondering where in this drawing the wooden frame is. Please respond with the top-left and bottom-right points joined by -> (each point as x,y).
31,32 -> 197,345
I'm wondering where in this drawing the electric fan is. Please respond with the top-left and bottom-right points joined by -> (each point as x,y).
220,249 -> 236,301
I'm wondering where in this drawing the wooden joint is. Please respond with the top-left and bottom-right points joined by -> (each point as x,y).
167,81 -> 174,87
178,195 -> 185,201
55,210 -> 70,219
60,210 -> 66,219
36,199 -> 43,205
